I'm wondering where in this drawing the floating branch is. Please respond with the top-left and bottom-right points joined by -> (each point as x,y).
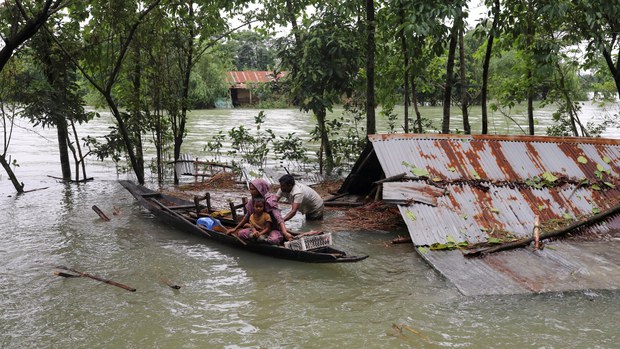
55,266 -> 136,292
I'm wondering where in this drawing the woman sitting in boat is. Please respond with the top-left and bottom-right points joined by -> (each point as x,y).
238,198 -> 273,243
227,179 -> 294,244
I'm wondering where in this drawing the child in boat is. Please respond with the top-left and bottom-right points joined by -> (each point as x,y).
238,198 -> 272,242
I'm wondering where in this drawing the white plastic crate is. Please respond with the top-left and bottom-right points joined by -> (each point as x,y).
284,233 -> 333,251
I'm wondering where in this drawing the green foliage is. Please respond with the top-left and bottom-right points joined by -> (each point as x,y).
429,236 -> 469,250
204,131 -> 226,162
205,110 -> 310,171
227,111 -> 275,167
272,133 -> 310,171
84,125 -> 128,164
254,71 -> 291,108
20,31 -> 89,129
308,103 -> 367,174
402,161 -> 429,178
277,9 -> 362,116
221,30 -> 277,71
524,172 -> 560,189
380,106 -> 399,134
192,41 -> 237,108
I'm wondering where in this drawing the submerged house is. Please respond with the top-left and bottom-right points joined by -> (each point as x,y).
226,71 -> 285,106
339,133 -> 620,296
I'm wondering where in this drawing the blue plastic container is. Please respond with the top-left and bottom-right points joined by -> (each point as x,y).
196,217 -> 222,230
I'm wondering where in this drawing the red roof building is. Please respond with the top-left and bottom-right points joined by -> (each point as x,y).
226,71 -> 285,106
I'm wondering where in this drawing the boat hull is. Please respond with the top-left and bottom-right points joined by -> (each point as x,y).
120,180 -> 368,263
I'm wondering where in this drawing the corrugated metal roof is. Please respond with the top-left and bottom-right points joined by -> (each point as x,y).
226,71 -> 285,89
356,133 -> 620,295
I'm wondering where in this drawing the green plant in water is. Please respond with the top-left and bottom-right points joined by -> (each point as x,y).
380,106 -> 399,134
227,111 -> 275,167
204,131 -> 226,162
309,103 -> 366,175
272,132 -> 309,172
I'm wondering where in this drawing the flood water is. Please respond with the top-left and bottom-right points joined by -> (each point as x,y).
1,105 -> 619,348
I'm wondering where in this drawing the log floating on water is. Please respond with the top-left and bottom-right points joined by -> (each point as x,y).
391,236 -> 412,244
55,266 -> 136,292
54,271 -> 80,278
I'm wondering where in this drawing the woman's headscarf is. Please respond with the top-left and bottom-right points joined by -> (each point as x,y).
245,179 -> 283,225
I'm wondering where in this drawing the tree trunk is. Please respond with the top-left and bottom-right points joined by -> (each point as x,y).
316,108 -> 334,175
526,3 -> 535,135
554,62 -> 583,137
459,24 -> 470,134
70,119 -> 88,180
366,0 -> 376,135
174,2 -> 194,185
442,19 -> 459,134
130,44 -> 147,183
399,6 -> 410,133
0,154 -> 23,193
39,32 -> 72,180
106,95 -> 145,184
155,109 -> 163,184
56,118 -> 72,180
285,0 -> 303,106
481,0 -> 500,135
527,70 -> 534,135
601,48 -> 620,101
66,134 -> 80,182
411,72 -> 423,133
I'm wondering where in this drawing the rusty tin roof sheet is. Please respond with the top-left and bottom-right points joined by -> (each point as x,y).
366,133 -> 620,295
226,71 -> 285,89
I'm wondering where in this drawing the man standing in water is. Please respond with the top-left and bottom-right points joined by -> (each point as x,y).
276,174 -> 324,221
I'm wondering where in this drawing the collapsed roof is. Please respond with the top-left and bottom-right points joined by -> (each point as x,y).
341,133 -> 620,295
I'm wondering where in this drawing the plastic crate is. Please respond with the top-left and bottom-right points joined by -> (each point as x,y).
284,233 -> 332,251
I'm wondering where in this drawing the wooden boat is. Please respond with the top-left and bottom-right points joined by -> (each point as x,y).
120,180 -> 368,263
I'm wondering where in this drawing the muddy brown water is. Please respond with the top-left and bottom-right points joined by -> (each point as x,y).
1,107 -> 619,348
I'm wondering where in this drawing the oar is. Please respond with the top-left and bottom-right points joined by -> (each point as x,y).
55,266 -> 136,292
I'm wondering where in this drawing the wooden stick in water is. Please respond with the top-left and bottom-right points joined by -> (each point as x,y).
91,205 -> 111,221
533,215 -> 540,250
54,271 -> 80,278
56,266 -> 136,292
